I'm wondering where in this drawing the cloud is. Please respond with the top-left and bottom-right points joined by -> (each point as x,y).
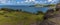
48,0 -> 53,2
17,2 -> 20,4
50,0 -> 58,4
29,0 -> 35,2
0,0 -> 59,5
0,0 -> 6,4
0,0 -> 16,5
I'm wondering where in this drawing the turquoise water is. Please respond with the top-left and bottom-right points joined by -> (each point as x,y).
0,5 -> 49,13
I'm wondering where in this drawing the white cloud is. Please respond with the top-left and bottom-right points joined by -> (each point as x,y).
25,0 -> 29,2
20,1 -> 24,4
17,1 -> 20,4
0,0 -> 58,5
44,1 -> 47,3
0,0 -> 7,4
0,0 -> 17,5
48,0 -> 53,2
29,0 -> 35,2
50,0 -> 58,4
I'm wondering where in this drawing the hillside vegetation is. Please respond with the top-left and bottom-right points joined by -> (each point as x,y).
0,8 -> 44,25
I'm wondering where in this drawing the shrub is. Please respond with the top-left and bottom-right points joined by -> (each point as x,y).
46,9 -> 54,13
4,15 -> 9,17
1,8 -> 9,11
36,11 -> 44,15
0,13 -> 4,15
19,9 -> 22,11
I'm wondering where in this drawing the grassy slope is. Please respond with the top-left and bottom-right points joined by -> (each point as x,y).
0,10 -> 44,25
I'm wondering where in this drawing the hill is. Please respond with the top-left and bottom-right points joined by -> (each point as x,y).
0,8 -> 44,25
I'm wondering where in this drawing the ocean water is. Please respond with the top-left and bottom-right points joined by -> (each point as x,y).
0,5 -> 49,13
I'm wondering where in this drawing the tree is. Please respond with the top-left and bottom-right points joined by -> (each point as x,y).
19,9 -> 22,11
16,9 -> 19,12
1,8 -> 9,10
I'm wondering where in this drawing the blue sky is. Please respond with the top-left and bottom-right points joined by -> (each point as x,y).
0,0 -> 59,5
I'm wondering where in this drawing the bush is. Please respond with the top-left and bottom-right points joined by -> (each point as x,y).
0,13 -> 4,15
56,8 -> 60,11
36,11 -> 44,15
4,15 -> 9,17
1,8 -> 9,11
46,9 -> 54,13
24,17 -> 28,20
20,9 -> 22,11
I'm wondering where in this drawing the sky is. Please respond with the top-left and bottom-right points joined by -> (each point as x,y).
0,0 -> 59,5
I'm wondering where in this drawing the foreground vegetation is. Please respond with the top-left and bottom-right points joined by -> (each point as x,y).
0,7 -> 57,25
0,8 -> 44,25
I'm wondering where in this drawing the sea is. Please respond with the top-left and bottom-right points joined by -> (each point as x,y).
0,5 -> 49,13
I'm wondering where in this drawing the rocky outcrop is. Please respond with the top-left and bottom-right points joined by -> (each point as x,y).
40,8 -> 60,25
56,3 -> 60,9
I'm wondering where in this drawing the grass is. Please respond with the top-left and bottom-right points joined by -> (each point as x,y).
0,9 -> 44,25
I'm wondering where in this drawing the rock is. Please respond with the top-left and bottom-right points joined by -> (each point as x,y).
40,8 -> 60,25
40,20 -> 56,25
43,9 -> 54,20
40,14 -> 60,25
